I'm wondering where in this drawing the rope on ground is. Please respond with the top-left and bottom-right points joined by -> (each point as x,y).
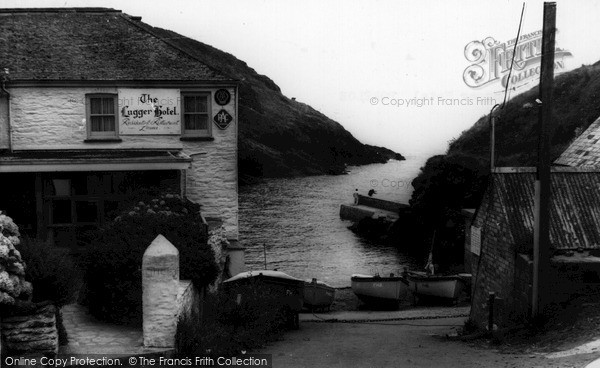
351,321 -> 464,327
308,312 -> 470,324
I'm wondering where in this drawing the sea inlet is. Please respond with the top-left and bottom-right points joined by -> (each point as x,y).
239,156 -> 428,287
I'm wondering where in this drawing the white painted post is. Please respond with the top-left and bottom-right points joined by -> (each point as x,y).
142,235 -> 179,348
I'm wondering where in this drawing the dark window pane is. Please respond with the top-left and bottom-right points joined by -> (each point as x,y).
184,95 -> 207,113
102,97 -> 114,114
52,200 -> 72,224
184,96 -> 194,112
104,116 -> 115,131
184,115 -> 195,130
195,116 -> 208,130
90,98 -> 102,114
72,176 -> 88,195
196,97 -> 207,112
87,175 -> 102,195
108,173 -> 125,194
76,201 -> 98,223
91,117 -> 116,132
52,179 -> 71,196
91,116 -> 102,131
184,115 -> 208,131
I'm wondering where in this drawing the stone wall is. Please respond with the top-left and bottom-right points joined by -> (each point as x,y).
1,304 -> 58,356
355,194 -> 408,213
469,187 -> 530,329
5,86 -> 238,239
513,254 -> 533,320
339,204 -> 375,222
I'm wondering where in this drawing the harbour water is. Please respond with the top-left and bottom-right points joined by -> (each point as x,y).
239,155 -> 430,287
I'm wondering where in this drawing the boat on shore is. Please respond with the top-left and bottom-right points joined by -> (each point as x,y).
351,273 -> 409,308
404,230 -> 467,302
406,271 -> 466,300
223,270 -> 305,329
303,278 -> 336,311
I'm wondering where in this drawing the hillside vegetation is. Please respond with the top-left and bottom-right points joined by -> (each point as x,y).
145,24 -> 403,184
406,61 -> 600,267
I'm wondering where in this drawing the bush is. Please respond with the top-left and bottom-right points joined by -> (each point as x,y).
15,238 -> 79,306
176,284 -> 289,356
0,213 -> 32,307
82,193 -> 219,324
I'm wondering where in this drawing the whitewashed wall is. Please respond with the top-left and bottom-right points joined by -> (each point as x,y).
6,86 -> 238,239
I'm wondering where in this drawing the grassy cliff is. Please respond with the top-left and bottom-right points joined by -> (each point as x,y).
145,25 -> 404,184
447,62 -> 600,166
405,61 -> 600,267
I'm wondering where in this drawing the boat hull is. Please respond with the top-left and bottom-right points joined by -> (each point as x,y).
223,270 -> 305,329
407,273 -> 465,300
303,280 -> 336,311
351,274 -> 409,308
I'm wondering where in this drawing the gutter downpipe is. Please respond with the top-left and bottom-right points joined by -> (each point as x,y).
1,71 -> 12,153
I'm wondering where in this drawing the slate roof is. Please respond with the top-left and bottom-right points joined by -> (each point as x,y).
555,116 -> 600,166
0,8 -> 233,81
477,167 -> 600,250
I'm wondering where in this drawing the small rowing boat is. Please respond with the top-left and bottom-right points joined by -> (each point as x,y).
303,278 -> 335,311
406,271 -> 465,300
350,273 -> 409,308
223,270 -> 305,329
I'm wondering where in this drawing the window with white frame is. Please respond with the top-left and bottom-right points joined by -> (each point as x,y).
86,94 -> 118,139
181,93 -> 211,137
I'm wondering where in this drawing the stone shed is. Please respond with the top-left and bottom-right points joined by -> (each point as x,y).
467,166 -> 600,329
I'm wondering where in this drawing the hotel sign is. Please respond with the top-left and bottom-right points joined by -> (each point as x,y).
118,89 -> 181,135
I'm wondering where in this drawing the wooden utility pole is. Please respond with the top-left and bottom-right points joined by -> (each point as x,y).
489,104 -> 500,171
532,1 -> 556,320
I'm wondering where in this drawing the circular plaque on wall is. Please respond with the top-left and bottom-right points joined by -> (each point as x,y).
214,89 -> 231,106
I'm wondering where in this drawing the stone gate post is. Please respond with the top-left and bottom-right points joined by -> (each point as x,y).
142,235 -> 179,348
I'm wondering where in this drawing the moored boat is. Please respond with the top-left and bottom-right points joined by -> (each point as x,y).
303,278 -> 336,311
406,271 -> 465,300
351,273 -> 409,308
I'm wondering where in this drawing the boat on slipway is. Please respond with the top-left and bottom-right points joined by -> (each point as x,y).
223,270 -> 305,329
303,278 -> 336,311
406,271 -> 467,301
350,273 -> 410,308
406,230 -> 470,302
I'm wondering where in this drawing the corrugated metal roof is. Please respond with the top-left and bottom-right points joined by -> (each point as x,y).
483,169 -> 600,250
555,116 -> 600,166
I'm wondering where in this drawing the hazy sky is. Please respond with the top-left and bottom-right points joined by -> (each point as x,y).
5,0 -> 600,157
